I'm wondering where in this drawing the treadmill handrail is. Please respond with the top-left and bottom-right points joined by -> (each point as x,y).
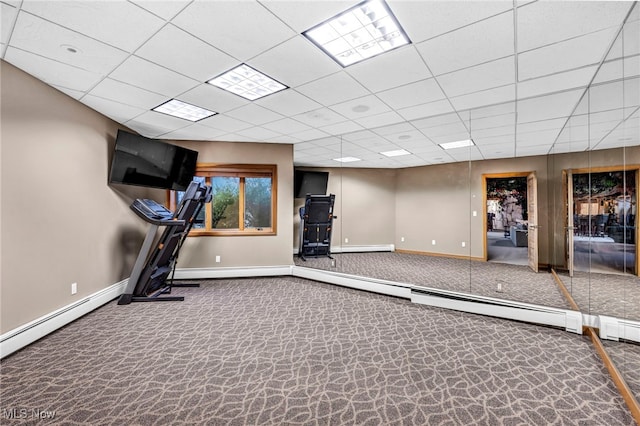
130,203 -> 186,226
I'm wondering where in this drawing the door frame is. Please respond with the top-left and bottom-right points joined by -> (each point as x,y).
563,165 -> 640,276
482,172 -> 537,269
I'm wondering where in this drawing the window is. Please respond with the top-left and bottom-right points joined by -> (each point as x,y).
169,164 -> 277,236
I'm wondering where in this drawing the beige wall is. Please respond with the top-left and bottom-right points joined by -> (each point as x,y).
1,61 -> 148,333
170,140 -> 294,268
293,168 -> 396,251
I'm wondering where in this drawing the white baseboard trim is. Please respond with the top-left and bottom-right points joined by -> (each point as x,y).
410,286 -> 584,334
599,315 -> 640,343
292,244 -> 395,255
292,266 -> 412,299
0,279 -> 128,359
173,265 -> 293,280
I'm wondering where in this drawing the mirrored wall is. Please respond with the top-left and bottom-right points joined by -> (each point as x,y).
293,1 -> 639,400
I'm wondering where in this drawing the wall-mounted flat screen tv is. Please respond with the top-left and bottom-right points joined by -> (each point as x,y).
294,170 -> 329,198
109,130 -> 198,191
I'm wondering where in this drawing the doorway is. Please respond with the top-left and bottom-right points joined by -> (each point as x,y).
484,173 -> 539,272
566,168 -> 637,275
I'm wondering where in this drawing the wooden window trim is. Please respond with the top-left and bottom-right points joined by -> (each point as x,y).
167,164 -> 277,237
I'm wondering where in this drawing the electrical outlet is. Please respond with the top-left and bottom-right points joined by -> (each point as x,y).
71,283 -> 77,295
215,255 -> 221,263
472,211 -> 477,217
461,241 -> 466,247
345,238 -> 349,243
401,237 -> 405,242
432,240 -> 436,245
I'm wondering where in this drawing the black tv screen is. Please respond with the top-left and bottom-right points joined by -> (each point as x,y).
294,170 -> 328,198
109,130 -> 198,191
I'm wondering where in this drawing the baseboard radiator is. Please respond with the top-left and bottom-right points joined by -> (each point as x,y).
410,286 -> 583,334
0,279 -> 128,359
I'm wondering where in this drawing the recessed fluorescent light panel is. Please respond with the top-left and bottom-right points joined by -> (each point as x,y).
439,139 -> 475,150
207,64 -> 287,100
380,149 -> 411,157
333,157 -> 362,163
153,99 -> 217,122
303,0 -> 410,67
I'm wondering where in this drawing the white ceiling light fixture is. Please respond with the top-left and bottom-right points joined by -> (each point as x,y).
380,149 -> 411,157
333,156 -> 362,163
303,0 -> 410,67
152,99 -> 217,122
439,139 -> 475,150
207,64 -> 288,101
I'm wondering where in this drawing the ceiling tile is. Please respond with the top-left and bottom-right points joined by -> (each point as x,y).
292,107 -> 348,127
135,24 -> 238,82
346,46 -> 432,93
87,78 -> 166,110
517,1 -> 631,52
198,114 -> 252,133
416,11 -> 514,76
125,110 -> 191,138
376,78 -> 446,110
517,89 -> 583,123
319,120 -> 364,136
296,71 -> 370,106
171,1 -> 296,61
437,57 -> 515,98
389,0 -> 513,43
289,128 -> 331,142
129,0 -> 191,20
421,121 -> 470,138
255,90 -> 321,116
354,111 -> 405,129
235,126 -> 284,141
448,85 -> 516,111
178,84 -> 248,114
4,47 -> 103,91
518,66 -> 597,99
110,56 -> 200,97
329,95 -> 391,119
20,0 -> 165,52
518,27 -> 618,80
9,12 -> 128,74
160,123 -> 227,141
81,95 -> 145,123
262,118 -> 312,135
224,104 -> 284,126
260,0 -> 354,32
1,3 -> 18,46
249,36 -> 341,87
397,99 -> 454,121
411,112 -> 465,130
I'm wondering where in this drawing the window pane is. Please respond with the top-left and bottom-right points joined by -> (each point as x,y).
212,176 -> 239,229
244,177 -> 272,229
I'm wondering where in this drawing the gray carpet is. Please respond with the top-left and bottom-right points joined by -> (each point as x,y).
0,277 -> 634,425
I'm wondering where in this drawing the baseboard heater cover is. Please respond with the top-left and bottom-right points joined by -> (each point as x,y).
173,265 -> 293,280
292,266 -> 412,299
0,279 -> 128,359
411,287 -> 583,334
599,316 -> 640,343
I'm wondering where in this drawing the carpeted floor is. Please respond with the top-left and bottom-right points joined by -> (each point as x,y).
0,277 -> 635,425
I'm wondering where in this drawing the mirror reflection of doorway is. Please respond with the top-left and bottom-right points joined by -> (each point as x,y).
569,169 -> 637,275
486,176 -> 529,266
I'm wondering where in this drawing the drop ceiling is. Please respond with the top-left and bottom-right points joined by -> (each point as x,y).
1,0 -> 638,168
